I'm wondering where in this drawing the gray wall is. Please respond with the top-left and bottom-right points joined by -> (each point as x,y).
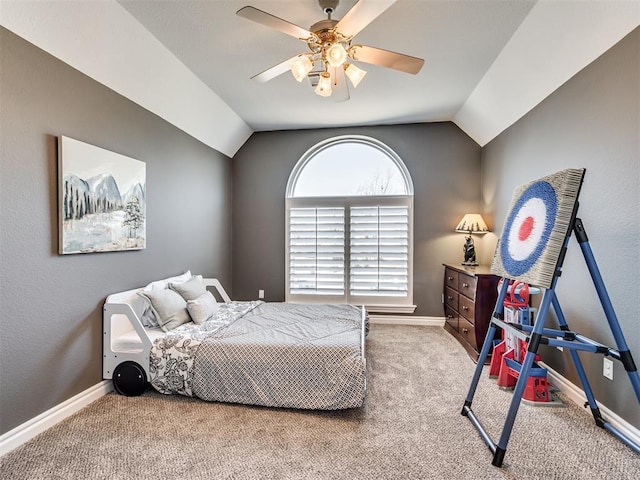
232,123 -> 482,316
0,28 -> 233,434
6,16 -> 636,441
481,27 -> 639,428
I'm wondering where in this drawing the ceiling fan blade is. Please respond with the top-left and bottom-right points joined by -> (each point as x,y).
330,67 -> 350,103
350,45 -> 424,75
237,6 -> 313,40
250,55 -> 301,83
335,0 -> 396,38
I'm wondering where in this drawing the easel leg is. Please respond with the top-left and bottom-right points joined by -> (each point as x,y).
492,288 -> 555,466
551,294 -> 603,422
463,280 -> 510,409
461,280 -> 510,455
574,219 -> 640,401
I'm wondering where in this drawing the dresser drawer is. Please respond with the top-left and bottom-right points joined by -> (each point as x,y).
444,286 -> 458,310
444,268 -> 459,290
459,317 -> 477,350
458,273 -> 477,299
444,305 -> 458,331
459,294 -> 476,324
443,264 -> 499,362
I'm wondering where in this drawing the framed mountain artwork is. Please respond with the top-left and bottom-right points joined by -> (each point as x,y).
58,136 -> 146,254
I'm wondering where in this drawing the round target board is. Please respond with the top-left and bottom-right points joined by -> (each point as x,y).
499,181 -> 558,277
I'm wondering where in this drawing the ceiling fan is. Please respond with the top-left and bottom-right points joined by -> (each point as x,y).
237,0 -> 424,101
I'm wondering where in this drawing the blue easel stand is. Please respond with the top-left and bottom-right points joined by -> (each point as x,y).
462,218 -> 640,466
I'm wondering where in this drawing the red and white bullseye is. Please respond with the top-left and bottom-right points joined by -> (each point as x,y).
506,198 -> 547,261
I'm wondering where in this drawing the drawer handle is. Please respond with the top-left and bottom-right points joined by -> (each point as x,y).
448,276 -> 454,281
462,282 -> 469,288
447,296 -> 453,301
462,328 -> 469,333
462,306 -> 469,311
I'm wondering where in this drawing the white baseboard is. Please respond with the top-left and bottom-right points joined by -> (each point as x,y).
542,362 -> 640,447
369,315 -> 445,326
0,380 -> 113,457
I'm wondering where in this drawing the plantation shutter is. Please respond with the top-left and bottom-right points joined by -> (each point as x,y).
289,207 -> 345,295
349,205 -> 409,297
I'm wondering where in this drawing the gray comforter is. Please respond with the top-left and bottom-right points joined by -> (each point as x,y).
150,302 -> 367,410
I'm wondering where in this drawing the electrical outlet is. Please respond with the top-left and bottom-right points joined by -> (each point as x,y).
258,289 -> 264,299
603,357 -> 614,381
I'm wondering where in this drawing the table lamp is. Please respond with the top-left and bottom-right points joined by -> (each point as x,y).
455,213 -> 490,266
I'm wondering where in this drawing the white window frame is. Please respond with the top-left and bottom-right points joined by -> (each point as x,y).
285,136 -> 415,313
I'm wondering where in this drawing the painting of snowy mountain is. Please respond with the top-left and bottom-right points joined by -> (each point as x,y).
58,136 -> 146,254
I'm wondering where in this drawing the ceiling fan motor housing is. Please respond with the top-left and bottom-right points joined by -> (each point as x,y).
307,18 -> 351,73
309,19 -> 339,44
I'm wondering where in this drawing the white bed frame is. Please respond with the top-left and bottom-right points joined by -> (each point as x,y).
102,278 -> 231,381
103,277 -> 367,389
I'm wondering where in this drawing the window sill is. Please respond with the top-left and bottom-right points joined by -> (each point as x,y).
364,304 -> 417,314
285,298 -> 416,315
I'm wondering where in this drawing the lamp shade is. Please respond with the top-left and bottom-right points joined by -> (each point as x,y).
290,55 -> 314,82
344,63 -> 367,88
315,71 -> 332,97
455,213 -> 489,233
325,42 -> 348,67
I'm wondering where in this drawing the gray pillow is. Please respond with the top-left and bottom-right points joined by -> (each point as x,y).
187,291 -> 219,325
138,289 -> 191,332
169,275 -> 206,301
140,306 -> 159,328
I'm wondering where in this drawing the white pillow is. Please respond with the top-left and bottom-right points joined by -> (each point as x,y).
187,291 -> 219,325
144,270 -> 192,292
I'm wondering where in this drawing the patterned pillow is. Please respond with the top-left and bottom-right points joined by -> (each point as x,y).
169,275 -> 206,301
187,291 -> 219,325
138,288 -> 191,332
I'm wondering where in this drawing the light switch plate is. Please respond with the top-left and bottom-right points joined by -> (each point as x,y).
603,357 -> 614,381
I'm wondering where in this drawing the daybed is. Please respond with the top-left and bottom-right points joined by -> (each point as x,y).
103,272 -> 367,410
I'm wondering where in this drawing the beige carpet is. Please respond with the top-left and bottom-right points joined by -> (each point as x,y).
1,325 -> 638,479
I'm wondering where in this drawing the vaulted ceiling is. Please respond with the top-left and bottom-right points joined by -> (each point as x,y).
118,0 -> 536,133
1,1 -> 638,156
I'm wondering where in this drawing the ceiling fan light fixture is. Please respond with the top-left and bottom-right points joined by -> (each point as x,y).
325,42 -> 348,67
315,71 -> 332,97
344,62 -> 366,88
290,55 -> 314,82
238,2 -> 426,99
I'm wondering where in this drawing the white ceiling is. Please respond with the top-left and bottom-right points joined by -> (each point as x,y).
118,0 -> 537,132
2,1 -> 638,156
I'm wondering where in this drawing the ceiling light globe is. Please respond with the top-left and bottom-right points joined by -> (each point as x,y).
344,63 -> 367,88
315,71 -> 333,97
325,43 -> 347,68
290,56 -> 314,82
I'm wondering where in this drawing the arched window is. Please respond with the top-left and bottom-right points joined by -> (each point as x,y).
286,136 -> 415,312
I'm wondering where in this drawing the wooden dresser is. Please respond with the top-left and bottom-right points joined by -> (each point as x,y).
443,264 -> 500,362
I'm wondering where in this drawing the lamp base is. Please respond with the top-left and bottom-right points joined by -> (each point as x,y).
462,234 -> 477,266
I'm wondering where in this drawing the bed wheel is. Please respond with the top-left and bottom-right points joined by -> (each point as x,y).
113,361 -> 147,396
